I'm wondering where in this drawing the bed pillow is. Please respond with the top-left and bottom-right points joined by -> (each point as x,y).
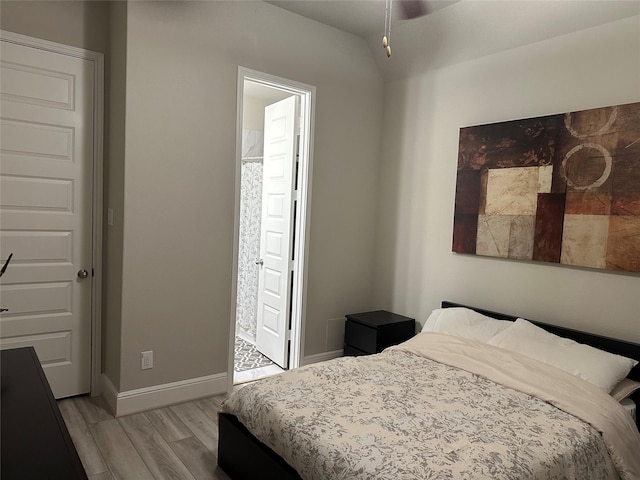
487,318 -> 638,393
611,378 -> 640,402
421,307 -> 512,343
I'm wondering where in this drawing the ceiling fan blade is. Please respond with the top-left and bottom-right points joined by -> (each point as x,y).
398,0 -> 429,19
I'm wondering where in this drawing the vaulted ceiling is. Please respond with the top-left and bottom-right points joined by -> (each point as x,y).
264,1 -> 640,82
266,1 -> 458,38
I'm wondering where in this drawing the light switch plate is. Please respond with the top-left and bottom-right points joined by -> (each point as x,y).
141,350 -> 153,370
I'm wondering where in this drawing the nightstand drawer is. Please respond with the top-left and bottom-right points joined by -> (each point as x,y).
344,310 -> 415,355
343,343 -> 369,357
345,320 -> 377,353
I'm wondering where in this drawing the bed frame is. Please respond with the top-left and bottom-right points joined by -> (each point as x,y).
218,301 -> 640,479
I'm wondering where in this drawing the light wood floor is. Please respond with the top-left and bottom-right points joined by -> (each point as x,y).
58,393 -> 233,480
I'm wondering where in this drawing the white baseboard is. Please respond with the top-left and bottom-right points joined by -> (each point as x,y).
100,372 -> 227,417
301,349 -> 343,366
100,373 -> 119,414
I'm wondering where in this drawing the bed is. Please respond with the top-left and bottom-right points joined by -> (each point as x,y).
218,301 -> 640,480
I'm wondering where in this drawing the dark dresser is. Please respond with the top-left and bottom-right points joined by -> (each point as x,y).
344,310 -> 415,356
1,347 -> 87,479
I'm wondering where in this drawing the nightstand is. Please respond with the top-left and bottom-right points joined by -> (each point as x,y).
344,310 -> 415,356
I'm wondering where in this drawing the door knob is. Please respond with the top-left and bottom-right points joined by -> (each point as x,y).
77,269 -> 89,279
255,259 -> 264,266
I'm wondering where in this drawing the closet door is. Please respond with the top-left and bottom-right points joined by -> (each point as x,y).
0,36 -> 95,398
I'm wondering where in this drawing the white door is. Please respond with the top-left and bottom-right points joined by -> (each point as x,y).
255,96 -> 298,368
0,39 -> 94,398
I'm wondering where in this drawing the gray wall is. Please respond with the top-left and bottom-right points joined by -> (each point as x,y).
115,1 -> 383,391
373,9 -> 640,342
104,1 -> 127,388
1,1 -> 110,54
2,1 -> 383,395
5,0 -> 636,401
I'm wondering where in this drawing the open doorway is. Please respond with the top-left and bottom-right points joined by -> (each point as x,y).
229,68 -> 315,387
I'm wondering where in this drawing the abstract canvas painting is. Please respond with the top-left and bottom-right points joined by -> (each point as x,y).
453,102 -> 640,273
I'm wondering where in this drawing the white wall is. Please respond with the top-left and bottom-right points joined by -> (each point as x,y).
374,14 -> 640,342
243,96 -> 266,133
115,1 -> 383,392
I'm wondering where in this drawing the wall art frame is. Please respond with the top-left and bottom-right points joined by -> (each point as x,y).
453,101 -> 640,273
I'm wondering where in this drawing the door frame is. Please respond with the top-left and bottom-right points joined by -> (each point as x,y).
228,67 -> 315,390
0,31 -> 104,396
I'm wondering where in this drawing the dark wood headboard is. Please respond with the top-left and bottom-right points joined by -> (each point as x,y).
441,301 -> 640,382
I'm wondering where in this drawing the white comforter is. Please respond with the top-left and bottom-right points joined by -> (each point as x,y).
392,333 -> 640,479
222,333 -> 640,480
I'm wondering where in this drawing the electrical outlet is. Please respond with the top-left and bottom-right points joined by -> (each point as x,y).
141,350 -> 153,370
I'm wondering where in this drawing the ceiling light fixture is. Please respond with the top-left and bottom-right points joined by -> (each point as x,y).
382,0 -> 392,57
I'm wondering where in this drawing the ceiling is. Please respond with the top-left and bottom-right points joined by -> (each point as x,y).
266,0 -> 458,38
264,0 -> 640,82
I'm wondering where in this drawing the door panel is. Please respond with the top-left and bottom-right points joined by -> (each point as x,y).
0,39 -> 93,398
255,96 -> 297,368
1,175 -> 74,212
